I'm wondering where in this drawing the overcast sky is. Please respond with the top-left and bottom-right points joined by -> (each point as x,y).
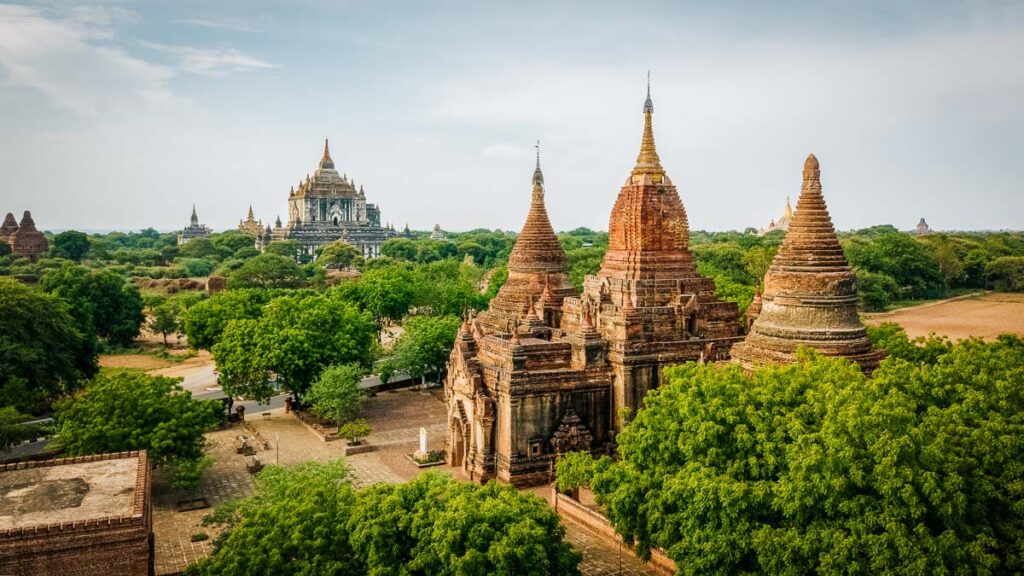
0,1 -> 1021,233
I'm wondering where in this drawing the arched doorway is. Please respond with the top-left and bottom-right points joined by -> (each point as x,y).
450,420 -> 466,468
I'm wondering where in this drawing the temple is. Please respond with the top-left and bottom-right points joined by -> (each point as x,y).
758,196 -> 794,235
238,206 -> 263,237
444,87 -> 743,486
429,224 -> 447,240
178,205 -> 212,245
915,218 -> 931,234
731,154 -> 885,372
2,211 -> 48,260
271,139 -> 394,258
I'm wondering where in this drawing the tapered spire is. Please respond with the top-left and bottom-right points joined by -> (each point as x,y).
190,204 -> 198,226
532,140 -> 544,187
631,72 -> 666,184
319,138 -> 335,170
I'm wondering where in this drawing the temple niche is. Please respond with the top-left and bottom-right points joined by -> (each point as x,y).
731,154 -> 885,372
444,87 -> 743,486
270,139 -> 394,258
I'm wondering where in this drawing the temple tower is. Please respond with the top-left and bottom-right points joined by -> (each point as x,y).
731,154 -> 884,372
9,211 -> 48,260
476,144 -> 576,333
0,212 -> 18,240
561,82 -> 742,431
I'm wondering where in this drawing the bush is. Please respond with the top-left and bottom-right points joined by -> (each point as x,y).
338,419 -> 371,445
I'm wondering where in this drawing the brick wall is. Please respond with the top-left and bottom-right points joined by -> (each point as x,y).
0,451 -> 152,576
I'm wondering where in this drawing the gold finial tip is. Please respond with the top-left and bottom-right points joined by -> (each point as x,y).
804,153 -> 819,171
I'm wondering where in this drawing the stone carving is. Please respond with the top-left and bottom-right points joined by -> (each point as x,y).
550,404 -> 594,455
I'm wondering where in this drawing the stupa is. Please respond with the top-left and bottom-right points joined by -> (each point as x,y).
0,212 -> 18,240
731,154 -> 884,372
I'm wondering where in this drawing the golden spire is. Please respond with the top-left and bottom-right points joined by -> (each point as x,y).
631,71 -> 666,184
320,138 -> 335,170
532,140 -> 544,187
782,195 -> 794,220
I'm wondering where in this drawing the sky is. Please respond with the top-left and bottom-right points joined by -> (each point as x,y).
0,1 -> 1021,233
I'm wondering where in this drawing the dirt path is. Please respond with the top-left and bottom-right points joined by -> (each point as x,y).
864,292 -> 1024,341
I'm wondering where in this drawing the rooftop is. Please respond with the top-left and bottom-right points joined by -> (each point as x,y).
0,452 -> 147,532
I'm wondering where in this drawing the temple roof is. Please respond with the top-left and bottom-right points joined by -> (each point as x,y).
507,146 -> 566,274
0,212 -> 17,238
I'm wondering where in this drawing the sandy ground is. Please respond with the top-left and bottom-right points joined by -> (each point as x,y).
864,292 -> 1024,341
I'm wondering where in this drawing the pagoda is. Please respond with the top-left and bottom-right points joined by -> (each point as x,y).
0,212 -> 18,240
731,154 -> 884,372
178,205 -> 212,245
272,139 -> 393,258
238,206 -> 263,237
9,211 -> 48,260
444,84 -> 743,486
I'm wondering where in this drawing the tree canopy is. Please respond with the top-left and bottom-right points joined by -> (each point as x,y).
384,315 -> 461,383
228,254 -> 306,289
50,230 -> 91,261
212,292 -> 375,401
0,277 -> 96,412
560,335 -> 1024,575
182,288 -> 273,350
189,464 -> 580,576
55,371 -> 222,469
304,363 -> 367,425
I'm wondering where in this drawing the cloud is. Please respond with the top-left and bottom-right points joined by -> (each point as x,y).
139,42 -> 274,77
178,17 -> 262,33
0,4 -> 180,119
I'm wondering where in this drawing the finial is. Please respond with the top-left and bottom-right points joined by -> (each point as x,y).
804,153 -> 819,172
643,70 -> 653,114
532,139 -> 544,186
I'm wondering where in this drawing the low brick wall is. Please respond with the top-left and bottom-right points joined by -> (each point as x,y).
0,451 -> 152,576
552,487 -> 676,576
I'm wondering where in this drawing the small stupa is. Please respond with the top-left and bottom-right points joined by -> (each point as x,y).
731,154 -> 884,372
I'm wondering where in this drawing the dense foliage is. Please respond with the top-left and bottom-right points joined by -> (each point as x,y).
213,292 -> 375,401
40,264 -> 145,346
559,333 -> 1024,575
305,363 -> 367,425
189,462 -> 580,576
0,277 -> 97,412
383,315 -> 462,384
55,372 -> 222,473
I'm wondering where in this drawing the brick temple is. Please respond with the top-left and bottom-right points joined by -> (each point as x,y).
444,86 -> 744,486
731,154 -> 885,372
1,210 -> 49,260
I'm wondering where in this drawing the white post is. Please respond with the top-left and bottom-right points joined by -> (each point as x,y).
419,427 -> 428,455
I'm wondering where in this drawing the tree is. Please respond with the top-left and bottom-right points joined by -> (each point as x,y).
213,294 -> 375,401
338,419 -> 371,445
349,264 -> 417,326
228,254 -> 305,289
55,372 -> 222,472
176,257 -> 217,277
182,289 -> 271,350
575,340 -> 1024,574
316,240 -> 363,269
0,277 -> 96,412
89,269 -> 146,345
178,237 -> 222,259
987,256 -> 1024,291
149,299 -> 183,346
385,315 -> 461,384
190,466 -> 581,576
265,239 -> 302,260
51,230 -> 91,261
305,363 -> 367,425
1,406 -> 42,452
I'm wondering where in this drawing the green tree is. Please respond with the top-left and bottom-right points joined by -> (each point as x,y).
209,230 -> 255,257
228,254 -> 305,289
213,294 -> 374,401
176,257 -> 217,277
305,363 -> 367,426
338,418 -> 371,444
349,264 -> 417,326
0,277 -> 96,412
987,256 -> 1024,291
265,239 -> 302,260
55,372 -> 222,470
1,406 -> 42,452
316,240 -> 363,269
191,465 -> 581,576
578,340 -> 1024,574
50,230 -> 91,261
385,315 -> 461,385
89,269 -> 146,345
179,237 -> 222,259
149,299 -> 183,346
381,237 -> 418,261
182,289 -> 271,350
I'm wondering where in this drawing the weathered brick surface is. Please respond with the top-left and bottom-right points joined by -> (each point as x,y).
731,155 -> 885,372
0,451 -> 151,576
446,91 -> 742,486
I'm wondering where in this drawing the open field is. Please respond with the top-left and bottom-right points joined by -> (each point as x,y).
864,292 -> 1024,341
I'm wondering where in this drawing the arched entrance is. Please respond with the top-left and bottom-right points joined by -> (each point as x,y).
450,419 -> 467,468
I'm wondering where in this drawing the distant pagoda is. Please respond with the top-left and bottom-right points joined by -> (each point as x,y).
5,211 -> 49,261
178,205 -> 212,245
238,205 -> 263,237
731,154 -> 884,372
758,196 -> 794,235
271,139 -> 393,258
915,218 -> 931,234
